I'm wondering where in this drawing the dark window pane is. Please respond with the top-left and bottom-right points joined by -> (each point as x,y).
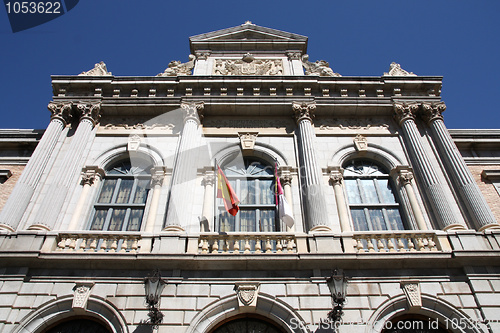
108,209 -> 127,231
91,209 -> 108,230
368,209 -> 387,230
127,209 -> 144,231
115,179 -> 133,204
360,179 -> 379,204
98,179 -> 117,203
377,178 -> 397,204
219,211 -> 235,232
345,179 -> 361,204
260,210 -> 276,232
351,208 -> 368,231
133,179 -> 150,204
240,210 -> 256,232
386,208 -> 405,230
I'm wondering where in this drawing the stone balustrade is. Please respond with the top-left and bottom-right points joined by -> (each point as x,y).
56,232 -> 142,253
198,232 -> 297,254
350,231 -> 442,253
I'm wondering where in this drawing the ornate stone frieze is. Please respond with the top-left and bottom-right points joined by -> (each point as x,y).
393,102 -> 419,126
293,101 -> 316,124
48,101 -> 73,125
238,132 -> 258,152
384,62 -> 417,76
76,101 -> 102,125
102,123 -> 175,130
72,282 -> 94,310
235,282 -> 260,308
213,57 -> 283,75
181,101 -> 204,123
421,101 -> 446,124
157,55 -> 196,76
353,134 -> 368,151
319,118 -> 390,131
203,118 -> 288,129
79,61 -> 112,76
400,280 -> 422,311
301,54 -> 341,77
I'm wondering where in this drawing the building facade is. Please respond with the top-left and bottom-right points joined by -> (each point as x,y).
1,23 -> 500,333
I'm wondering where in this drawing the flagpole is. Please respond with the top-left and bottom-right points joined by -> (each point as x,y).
214,158 -> 217,232
274,158 -> 279,232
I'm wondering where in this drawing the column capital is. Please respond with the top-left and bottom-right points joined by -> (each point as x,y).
286,51 -> 302,60
150,166 -> 166,187
329,167 -> 344,185
278,166 -> 293,186
202,171 -> 216,187
292,101 -> 316,124
48,101 -> 73,125
421,101 -> 446,124
80,166 -> 104,186
76,101 -> 102,126
393,102 -> 419,126
390,166 -> 414,185
181,101 -> 204,124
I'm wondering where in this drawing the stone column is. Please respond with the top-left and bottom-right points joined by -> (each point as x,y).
67,166 -> 104,230
30,101 -> 101,230
293,101 -> 331,232
200,170 -> 215,232
0,101 -> 72,231
164,101 -> 204,232
279,167 -> 295,232
394,102 -> 466,230
393,166 -> 428,231
329,168 -> 351,233
144,167 -> 166,233
422,102 -> 499,230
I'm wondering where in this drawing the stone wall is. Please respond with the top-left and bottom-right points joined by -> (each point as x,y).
468,165 -> 500,222
0,165 -> 25,212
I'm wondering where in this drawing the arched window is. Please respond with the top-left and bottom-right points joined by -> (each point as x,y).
343,159 -> 406,231
89,157 -> 151,231
217,157 -> 278,232
211,316 -> 284,333
44,318 -> 111,333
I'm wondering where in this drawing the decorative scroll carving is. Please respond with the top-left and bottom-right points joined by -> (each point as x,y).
293,101 -> 316,124
235,282 -> 260,308
301,54 -> 341,77
353,134 -> 368,151
72,282 -> 94,310
76,101 -> 102,125
157,55 -> 196,76
384,62 -> 417,76
239,132 -> 258,152
400,280 -> 422,311
181,101 -> 204,124
103,123 -> 175,130
393,102 -> 419,126
213,58 -> 283,76
319,118 -> 390,131
48,101 -> 73,125
421,102 -> 446,124
79,61 -> 112,76
203,119 -> 287,128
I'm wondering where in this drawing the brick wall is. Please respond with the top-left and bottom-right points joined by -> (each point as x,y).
0,165 -> 25,212
468,165 -> 500,222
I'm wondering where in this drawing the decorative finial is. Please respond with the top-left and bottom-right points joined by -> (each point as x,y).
243,21 -> 254,25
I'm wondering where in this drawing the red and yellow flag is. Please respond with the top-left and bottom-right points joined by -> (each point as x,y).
217,164 -> 240,216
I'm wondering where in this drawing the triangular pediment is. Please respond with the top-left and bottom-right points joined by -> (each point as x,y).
190,22 -> 308,53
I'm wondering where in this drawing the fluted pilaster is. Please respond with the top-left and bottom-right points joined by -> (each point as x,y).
293,101 -> 331,232
329,167 -> 350,232
30,101 -> 101,230
422,102 -> 499,230
144,167 -> 166,232
0,102 -> 72,231
394,102 -> 466,230
164,102 -> 204,232
200,170 -> 215,232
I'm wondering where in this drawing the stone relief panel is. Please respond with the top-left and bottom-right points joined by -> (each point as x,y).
213,58 -> 283,75
317,118 -> 393,133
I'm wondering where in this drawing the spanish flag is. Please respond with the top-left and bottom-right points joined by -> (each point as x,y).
217,164 -> 240,216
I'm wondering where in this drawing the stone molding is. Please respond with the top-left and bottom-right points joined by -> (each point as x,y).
292,101 -> 316,124
393,101 -> 419,126
421,101 -> 446,124
181,101 -> 205,124
157,55 -> 196,76
79,61 -> 112,76
384,62 -> 417,76
234,282 -> 260,309
48,101 -> 73,125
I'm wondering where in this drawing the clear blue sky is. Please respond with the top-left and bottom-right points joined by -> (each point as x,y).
1,1 -> 499,129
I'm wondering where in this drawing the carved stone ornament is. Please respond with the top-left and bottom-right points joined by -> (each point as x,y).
384,62 -> 417,76
400,280 -> 422,311
157,55 -> 196,76
79,61 -> 112,76
80,167 -> 104,186
286,51 -> 302,60
353,134 -> 368,151
103,123 -> 175,130
213,58 -> 283,75
48,101 -> 73,125
151,167 -> 165,187
202,171 -> 215,187
301,54 -> 341,77
127,134 -> 142,152
239,132 -> 258,152
72,282 -> 94,310
319,118 -> 390,131
235,282 -> 260,308
195,51 -> 211,60
393,102 -> 419,126
292,101 -> 316,124
181,101 -> 204,124
398,170 -> 414,186
329,168 -> 344,185
76,101 -> 102,125
421,102 -> 446,124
